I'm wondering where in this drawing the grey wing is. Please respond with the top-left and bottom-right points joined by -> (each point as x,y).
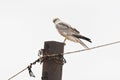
58,22 -> 80,35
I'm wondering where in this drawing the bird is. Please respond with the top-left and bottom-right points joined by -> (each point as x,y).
53,18 -> 92,49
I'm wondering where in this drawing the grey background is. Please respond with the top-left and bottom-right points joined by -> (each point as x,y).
0,0 -> 120,80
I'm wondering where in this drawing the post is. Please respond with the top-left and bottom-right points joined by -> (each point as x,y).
41,41 -> 65,80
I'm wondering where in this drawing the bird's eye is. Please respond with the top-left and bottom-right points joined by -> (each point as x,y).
53,19 -> 57,23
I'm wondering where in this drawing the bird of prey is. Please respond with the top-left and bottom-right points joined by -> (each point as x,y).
53,18 -> 92,49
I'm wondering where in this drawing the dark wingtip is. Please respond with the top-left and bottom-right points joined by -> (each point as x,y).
89,40 -> 92,43
72,34 -> 92,43
81,37 -> 92,43
86,38 -> 92,43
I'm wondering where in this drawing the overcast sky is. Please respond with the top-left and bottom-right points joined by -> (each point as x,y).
0,0 -> 120,80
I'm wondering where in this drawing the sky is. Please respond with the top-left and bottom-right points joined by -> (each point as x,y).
0,0 -> 120,80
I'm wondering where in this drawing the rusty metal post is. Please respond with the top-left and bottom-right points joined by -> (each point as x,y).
41,41 -> 65,80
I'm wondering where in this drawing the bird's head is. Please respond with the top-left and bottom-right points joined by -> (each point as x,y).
53,18 -> 61,24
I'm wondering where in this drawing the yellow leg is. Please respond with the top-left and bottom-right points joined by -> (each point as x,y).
64,38 -> 66,43
63,38 -> 66,45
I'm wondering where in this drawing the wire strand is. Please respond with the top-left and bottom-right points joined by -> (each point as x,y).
8,67 -> 28,80
64,40 -> 120,55
8,40 -> 120,80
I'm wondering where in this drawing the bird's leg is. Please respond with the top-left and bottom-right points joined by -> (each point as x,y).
63,38 -> 66,45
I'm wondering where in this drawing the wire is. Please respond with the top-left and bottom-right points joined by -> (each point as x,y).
64,40 -> 120,55
8,40 -> 120,80
8,58 -> 40,80
8,67 -> 28,80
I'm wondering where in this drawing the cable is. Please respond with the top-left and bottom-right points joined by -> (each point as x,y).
8,67 -> 28,80
8,40 -> 120,80
64,40 -> 120,55
8,58 -> 40,80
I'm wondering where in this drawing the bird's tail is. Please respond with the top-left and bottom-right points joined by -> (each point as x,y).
78,39 -> 90,49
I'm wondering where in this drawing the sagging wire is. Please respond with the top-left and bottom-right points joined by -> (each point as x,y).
8,56 -> 41,80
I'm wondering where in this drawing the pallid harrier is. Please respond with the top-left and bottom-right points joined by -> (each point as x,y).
53,18 -> 92,49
